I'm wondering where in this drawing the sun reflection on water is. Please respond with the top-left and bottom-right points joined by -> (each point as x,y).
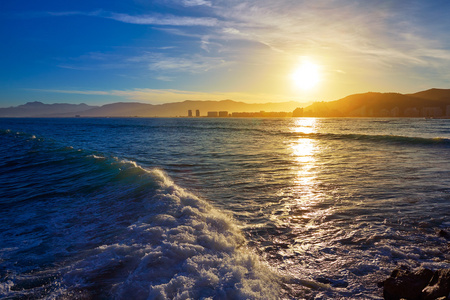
291,118 -> 317,135
275,118 -> 326,227
290,119 -> 318,196
290,138 -> 319,213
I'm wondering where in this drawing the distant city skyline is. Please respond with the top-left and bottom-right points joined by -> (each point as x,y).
1,1 -> 450,107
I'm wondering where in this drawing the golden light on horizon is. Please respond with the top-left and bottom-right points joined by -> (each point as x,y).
291,59 -> 321,91
291,118 -> 317,135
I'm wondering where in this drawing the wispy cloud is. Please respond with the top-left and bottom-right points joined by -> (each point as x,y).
106,12 -> 218,26
27,9 -> 219,27
154,76 -> 174,82
126,52 -> 230,73
27,88 -> 305,104
149,54 -> 228,72
180,0 -> 212,7
206,0 -> 450,67
23,2 -> 450,68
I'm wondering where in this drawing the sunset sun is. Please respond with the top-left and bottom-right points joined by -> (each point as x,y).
291,59 -> 321,91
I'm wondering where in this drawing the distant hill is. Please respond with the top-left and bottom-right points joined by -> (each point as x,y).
407,88 -> 450,101
303,89 -> 450,117
74,99 -> 304,117
1,89 -> 450,117
0,101 -> 96,117
0,99 -> 305,117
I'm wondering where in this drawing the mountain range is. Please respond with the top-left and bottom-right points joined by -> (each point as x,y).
302,88 -> 450,117
1,88 -> 450,118
0,100 -> 304,118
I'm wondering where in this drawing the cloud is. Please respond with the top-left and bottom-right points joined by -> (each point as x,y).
23,2 -> 450,69
149,55 -> 227,72
30,10 -> 219,27
206,0 -> 450,67
106,12 -> 218,26
126,52 -> 230,73
154,75 -> 175,82
27,88 -> 304,104
180,0 -> 212,7
27,89 -> 111,96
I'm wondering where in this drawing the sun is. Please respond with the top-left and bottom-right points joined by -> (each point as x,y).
291,59 -> 321,91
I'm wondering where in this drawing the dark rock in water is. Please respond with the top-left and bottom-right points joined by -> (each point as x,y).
380,268 -> 433,300
378,267 -> 450,300
422,269 -> 450,300
316,277 -> 348,288
316,277 -> 331,284
437,229 -> 450,239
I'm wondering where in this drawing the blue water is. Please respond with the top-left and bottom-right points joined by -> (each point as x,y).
1,117 -> 449,299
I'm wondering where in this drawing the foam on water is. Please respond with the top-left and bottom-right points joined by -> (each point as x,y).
0,131 -> 284,299
60,166 -> 282,299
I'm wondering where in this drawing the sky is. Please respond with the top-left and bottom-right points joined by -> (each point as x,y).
1,0 -> 450,107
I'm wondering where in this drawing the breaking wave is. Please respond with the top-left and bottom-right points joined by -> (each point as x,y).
0,130 -> 282,299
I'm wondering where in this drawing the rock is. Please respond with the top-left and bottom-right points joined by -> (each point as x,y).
379,267 -> 450,300
316,277 -> 348,288
422,269 -> 450,300
437,229 -> 450,239
379,267 -> 433,300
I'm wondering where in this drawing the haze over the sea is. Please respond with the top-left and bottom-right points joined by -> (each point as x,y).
1,1 -> 450,107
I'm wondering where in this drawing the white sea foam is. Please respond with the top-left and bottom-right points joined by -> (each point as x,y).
58,167 -> 282,299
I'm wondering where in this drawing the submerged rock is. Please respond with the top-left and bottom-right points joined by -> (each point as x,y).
378,267 -> 450,300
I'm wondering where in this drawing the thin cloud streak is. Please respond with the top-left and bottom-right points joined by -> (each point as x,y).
107,12 -> 219,26
27,88 -> 306,104
180,0 -> 212,7
29,10 -> 219,27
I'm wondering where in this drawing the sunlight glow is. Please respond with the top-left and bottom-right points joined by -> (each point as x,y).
291,118 -> 317,135
291,59 -> 321,91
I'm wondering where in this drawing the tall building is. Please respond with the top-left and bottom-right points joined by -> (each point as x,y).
196,109 -> 200,117
188,110 -> 193,117
219,111 -> 228,117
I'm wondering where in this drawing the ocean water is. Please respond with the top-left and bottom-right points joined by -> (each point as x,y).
0,117 -> 449,299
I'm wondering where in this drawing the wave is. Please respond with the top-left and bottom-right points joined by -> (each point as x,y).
0,130 -> 283,299
284,131 -> 450,146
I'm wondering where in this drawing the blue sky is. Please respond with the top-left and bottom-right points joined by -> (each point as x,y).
1,0 -> 450,107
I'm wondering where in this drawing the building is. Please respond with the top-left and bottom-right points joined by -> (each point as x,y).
219,111 -> 228,117
207,111 -> 218,117
196,109 -> 200,117
390,107 -> 399,117
404,107 -> 420,117
422,107 -> 443,118
379,109 -> 390,117
188,110 -> 193,117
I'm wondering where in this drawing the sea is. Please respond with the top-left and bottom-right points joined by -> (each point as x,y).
0,117 -> 449,299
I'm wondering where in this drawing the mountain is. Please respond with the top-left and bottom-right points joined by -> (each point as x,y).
0,101 -> 97,117
73,100 -> 304,117
407,88 -> 450,101
2,89 -> 450,118
0,100 -> 305,118
75,102 -> 153,117
303,89 -> 450,117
